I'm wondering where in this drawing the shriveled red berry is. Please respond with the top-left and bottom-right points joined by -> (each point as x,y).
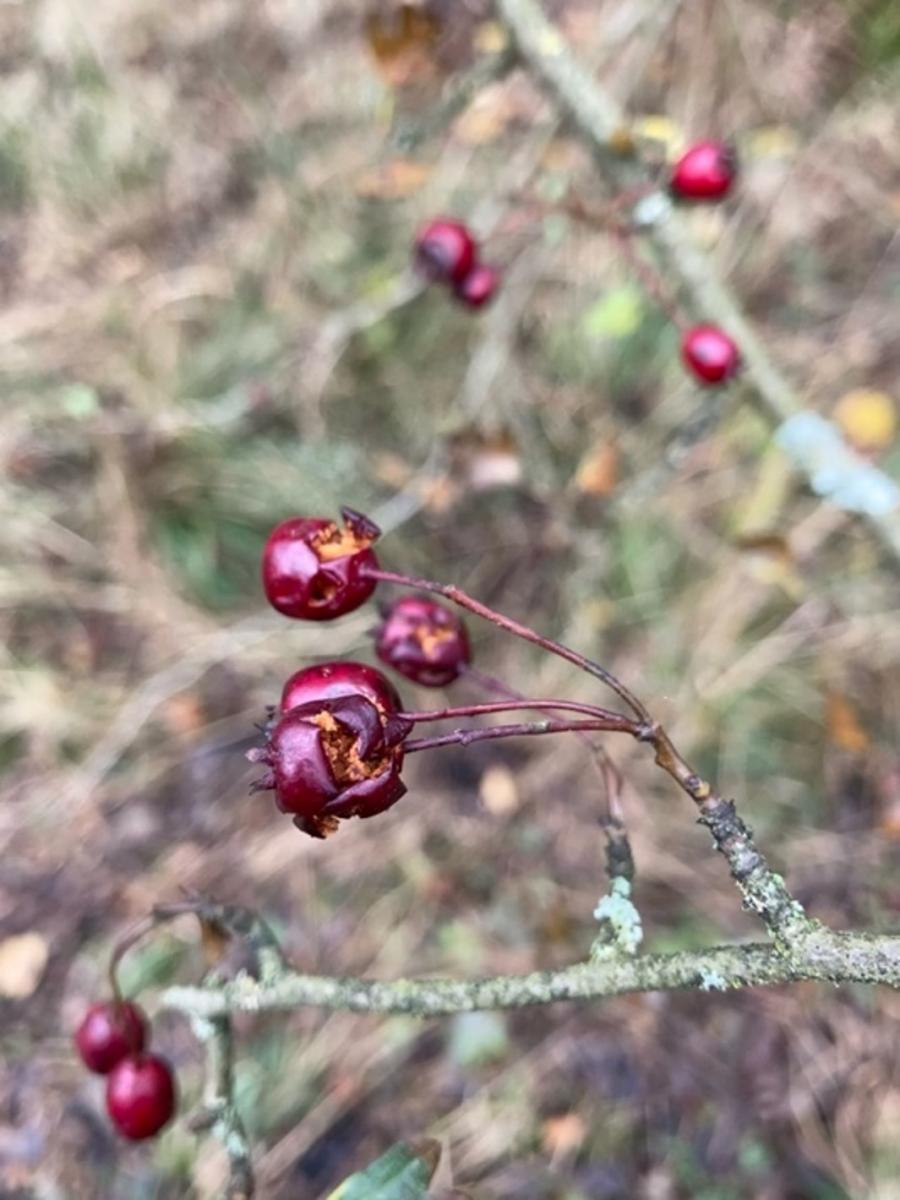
281,661 -> 402,716
106,1053 -> 176,1141
414,218 -> 477,285
670,140 -> 737,201
375,595 -> 470,687
681,324 -> 742,385
75,1001 -> 147,1075
262,507 -> 379,621
454,264 -> 500,310
249,693 -> 411,838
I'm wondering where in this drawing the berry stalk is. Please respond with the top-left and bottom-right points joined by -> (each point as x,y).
361,566 -> 651,723
401,698 -> 636,725
405,714 -> 639,754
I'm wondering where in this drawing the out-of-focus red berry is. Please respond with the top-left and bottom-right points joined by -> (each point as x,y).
75,1001 -> 147,1075
670,140 -> 737,201
106,1054 -> 176,1141
414,219 -> 477,285
681,324 -> 741,384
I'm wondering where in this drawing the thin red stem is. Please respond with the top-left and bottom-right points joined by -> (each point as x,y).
558,194 -> 689,329
401,698 -> 633,724
108,901 -> 202,1000
460,663 -> 618,812
404,715 -> 638,754
362,567 -> 651,723
610,224 -> 688,329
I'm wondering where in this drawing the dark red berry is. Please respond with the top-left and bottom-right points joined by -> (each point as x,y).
454,264 -> 500,309
681,325 -> 741,385
375,595 -> 470,687
670,140 -> 737,201
249,692 -> 411,838
281,661 -> 402,717
75,1001 -> 147,1075
414,219 -> 477,285
106,1053 -> 176,1141
262,507 -> 379,621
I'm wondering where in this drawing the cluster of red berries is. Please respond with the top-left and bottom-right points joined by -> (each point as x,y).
411,143 -> 740,382
74,999 -> 176,1140
668,140 -> 742,386
254,510 -> 469,837
414,218 -> 500,309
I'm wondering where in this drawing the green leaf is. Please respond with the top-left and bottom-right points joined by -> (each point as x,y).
327,1140 -> 441,1200
582,284 -> 644,339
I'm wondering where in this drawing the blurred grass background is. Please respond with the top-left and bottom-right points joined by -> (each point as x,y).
1,0 -> 900,1196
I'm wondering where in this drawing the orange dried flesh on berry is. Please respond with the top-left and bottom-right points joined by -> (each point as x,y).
312,711 -> 389,783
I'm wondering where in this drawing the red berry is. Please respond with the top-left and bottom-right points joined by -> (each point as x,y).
670,140 -> 737,201
414,219 -> 477,285
74,1001 -> 147,1075
375,595 -> 470,687
454,264 -> 500,309
106,1053 -> 176,1141
281,660 -> 402,716
681,325 -> 741,385
249,692 -> 411,838
262,507 -> 379,621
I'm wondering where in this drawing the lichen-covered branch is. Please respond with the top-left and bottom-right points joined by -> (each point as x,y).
189,1014 -> 254,1200
644,726 -> 814,946
163,926 -> 900,1023
493,0 -> 900,566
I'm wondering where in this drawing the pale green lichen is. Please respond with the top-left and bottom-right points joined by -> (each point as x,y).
698,968 -> 728,992
590,877 -> 643,960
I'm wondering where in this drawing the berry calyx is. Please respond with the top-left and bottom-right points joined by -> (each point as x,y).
105,1053 -> 176,1141
249,693 -> 411,838
454,264 -> 500,309
414,218 -> 477,285
681,325 -> 741,385
670,140 -> 737,201
281,660 -> 402,717
74,1001 -> 147,1075
262,508 -> 380,621
375,595 -> 470,687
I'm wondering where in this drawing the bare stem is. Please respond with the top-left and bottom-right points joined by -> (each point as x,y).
405,714 -> 639,754
363,566 -> 651,722
561,194 -> 687,327
401,698 -> 633,724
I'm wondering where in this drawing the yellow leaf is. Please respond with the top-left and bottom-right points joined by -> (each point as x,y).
365,3 -> 442,90
355,159 -> 432,198
825,691 -> 870,753
0,933 -> 49,999
735,532 -> 803,598
473,21 -> 508,54
633,115 -> 684,154
834,389 -> 896,452
745,125 -> 800,159
608,126 -> 636,155
199,918 -> 230,969
575,441 -> 619,496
